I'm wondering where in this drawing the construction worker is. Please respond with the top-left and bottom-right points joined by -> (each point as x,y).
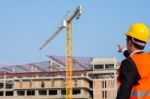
116,23 -> 150,99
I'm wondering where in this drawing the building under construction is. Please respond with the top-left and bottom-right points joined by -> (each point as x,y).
0,56 -> 119,99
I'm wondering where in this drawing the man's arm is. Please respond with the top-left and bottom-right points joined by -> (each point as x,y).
116,58 -> 140,99
123,50 -> 130,57
118,44 -> 130,57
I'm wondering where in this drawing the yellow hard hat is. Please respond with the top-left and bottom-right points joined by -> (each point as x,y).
126,23 -> 149,43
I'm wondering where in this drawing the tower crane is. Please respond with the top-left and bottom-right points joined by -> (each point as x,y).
39,5 -> 82,99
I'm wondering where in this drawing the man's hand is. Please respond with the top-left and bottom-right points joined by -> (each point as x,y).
118,44 -> 125,52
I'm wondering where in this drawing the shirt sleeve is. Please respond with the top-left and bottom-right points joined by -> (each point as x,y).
116,58 -> 140,99
123,50 -> 130,57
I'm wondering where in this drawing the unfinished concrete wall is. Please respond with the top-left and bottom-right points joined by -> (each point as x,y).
93,79 -> 116,99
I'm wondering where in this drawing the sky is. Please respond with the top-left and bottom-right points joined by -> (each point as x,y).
0,0 -> 150,64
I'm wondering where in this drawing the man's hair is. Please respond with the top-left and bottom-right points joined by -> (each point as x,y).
127,36 -> 146,50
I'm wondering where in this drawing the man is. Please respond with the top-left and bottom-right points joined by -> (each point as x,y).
116,23 -> 150,99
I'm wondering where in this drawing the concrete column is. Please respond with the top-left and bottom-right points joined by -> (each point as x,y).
13,90 -> 16,99
81,89 -> 84,98
58,90 -> 61,96
25,90 -> 27,96
35,90 -> 39,96
14,90 -> 17,97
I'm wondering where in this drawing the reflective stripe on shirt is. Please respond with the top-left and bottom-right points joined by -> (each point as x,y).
131,90 -> 150,97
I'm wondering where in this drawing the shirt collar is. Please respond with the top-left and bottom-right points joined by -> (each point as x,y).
130,50 -> 144,56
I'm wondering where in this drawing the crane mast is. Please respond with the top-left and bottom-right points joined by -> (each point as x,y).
39,5 -> 82,99
66,21 -> 73,98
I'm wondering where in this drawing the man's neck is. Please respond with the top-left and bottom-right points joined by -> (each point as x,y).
130,48 -> 139,53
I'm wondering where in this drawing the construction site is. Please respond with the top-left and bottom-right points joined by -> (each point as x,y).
0,5 -> 119,99
0,56 -> 119,99
1,0 -> 150,99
